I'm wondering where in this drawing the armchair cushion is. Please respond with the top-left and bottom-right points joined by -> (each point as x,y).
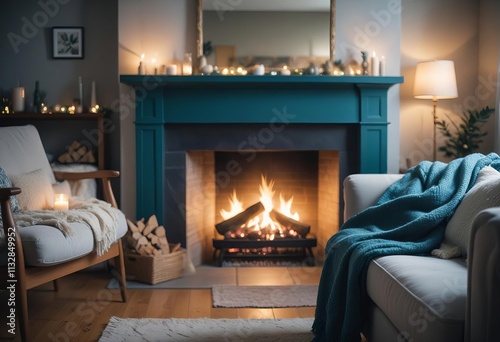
0,209 -> 127,266
9,168 -> 54,210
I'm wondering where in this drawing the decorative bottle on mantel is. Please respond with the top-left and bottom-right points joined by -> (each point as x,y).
32,81 -> 42,113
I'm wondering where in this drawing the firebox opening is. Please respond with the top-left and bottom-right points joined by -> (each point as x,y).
185,150 -> 339,266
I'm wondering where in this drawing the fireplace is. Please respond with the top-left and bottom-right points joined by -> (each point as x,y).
120,74 -> 403,266
212,151 -> 320,266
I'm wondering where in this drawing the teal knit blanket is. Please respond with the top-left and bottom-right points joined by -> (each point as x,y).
312,153 -> 500,342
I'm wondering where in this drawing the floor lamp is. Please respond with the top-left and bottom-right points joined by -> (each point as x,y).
413,60 -> 458,161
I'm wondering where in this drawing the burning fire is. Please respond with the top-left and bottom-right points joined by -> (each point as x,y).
220,175 -> 301,240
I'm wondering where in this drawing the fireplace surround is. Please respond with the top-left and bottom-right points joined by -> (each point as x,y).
120,75 -> 403,265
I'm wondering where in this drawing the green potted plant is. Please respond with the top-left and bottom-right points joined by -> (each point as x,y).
436,106 -> 495,158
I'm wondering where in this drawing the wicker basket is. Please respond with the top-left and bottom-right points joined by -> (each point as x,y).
124,244 -> 185,284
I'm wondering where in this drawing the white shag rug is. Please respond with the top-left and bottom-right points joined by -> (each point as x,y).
99,317 -> 315,342
212,285 -> 318,308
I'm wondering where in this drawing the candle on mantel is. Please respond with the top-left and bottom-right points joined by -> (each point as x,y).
379,56 -> 386,76
152,57 -> 158,75
54,193 -> 69,210
138,53 -> 146,75
280,65 -> 291,76
370,52 -> 379,76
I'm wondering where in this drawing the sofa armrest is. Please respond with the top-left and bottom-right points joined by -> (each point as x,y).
465,208 -> 500,342
343,174 -> 403,222
53,170 -> 120,208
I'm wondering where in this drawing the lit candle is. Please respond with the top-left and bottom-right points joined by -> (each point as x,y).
379,56 -> 386,76
370,52 -> 379,76
182,53 -> 193,75
54,193 -> 69,210
280,65 -> 291,76
152,57 -> 157,75
138,53 -> 146,75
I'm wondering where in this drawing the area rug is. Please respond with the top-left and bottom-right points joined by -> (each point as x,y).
99,316 -> 314,342
212,285 -> 318,308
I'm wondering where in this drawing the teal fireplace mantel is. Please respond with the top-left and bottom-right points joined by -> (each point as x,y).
120,75 -> 403,226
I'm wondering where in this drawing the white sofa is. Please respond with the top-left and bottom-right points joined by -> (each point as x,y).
0,125 -> 128,341
343,174 -> 500,342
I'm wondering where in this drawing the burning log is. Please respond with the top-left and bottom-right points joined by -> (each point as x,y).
215,202 -> 265,235
126,215 -> 172,256
269,210 -> 310,237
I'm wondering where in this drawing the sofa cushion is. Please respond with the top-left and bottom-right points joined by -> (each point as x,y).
433,165 -> 500,258
0,208 -> 127,266
366,255 -> 467,342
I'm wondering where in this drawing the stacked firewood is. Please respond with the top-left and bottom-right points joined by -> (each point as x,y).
125,215 -> 181,256
57,140 -> 96,164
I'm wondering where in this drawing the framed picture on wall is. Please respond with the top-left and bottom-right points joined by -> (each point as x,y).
52,27 -> 84,59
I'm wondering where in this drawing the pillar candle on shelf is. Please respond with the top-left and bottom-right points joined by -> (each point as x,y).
90,81 -> 97,109
379,56 -> 386,76
54,193 -> 69,210
11,86 -> 25,112
370,52 -> 379,76
77,76 -> 83,113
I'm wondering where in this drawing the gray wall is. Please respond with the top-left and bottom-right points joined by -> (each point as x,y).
0,0 -> 121,201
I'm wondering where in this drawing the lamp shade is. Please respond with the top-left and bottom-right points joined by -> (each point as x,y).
413,60 -> 458,100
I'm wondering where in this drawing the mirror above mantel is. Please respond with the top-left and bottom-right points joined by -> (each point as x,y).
196,0 -> 336,70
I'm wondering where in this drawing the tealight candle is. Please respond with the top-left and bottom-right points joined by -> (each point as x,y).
54,193 -> 69,210
280,66 -> 291,76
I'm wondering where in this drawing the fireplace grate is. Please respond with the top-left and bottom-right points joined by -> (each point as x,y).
212,237 -> 317,267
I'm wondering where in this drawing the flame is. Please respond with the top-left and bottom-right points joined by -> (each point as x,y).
279,193 -> 300,221
219,174 -> 301,240
220,189 -> 244,220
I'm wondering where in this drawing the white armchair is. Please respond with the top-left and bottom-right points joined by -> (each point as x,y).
0,125 -> 127,341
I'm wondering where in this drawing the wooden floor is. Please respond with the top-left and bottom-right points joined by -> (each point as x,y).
0,266 -> 321,341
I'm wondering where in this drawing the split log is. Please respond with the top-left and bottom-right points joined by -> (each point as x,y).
127,219 -> 139,233
215,202 -> 265,235
125,215 -> 183,256
143,215 -> 158,236
269,210 -> 310,237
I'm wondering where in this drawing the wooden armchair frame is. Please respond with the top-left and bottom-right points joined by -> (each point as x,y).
0,170 -> 127,342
